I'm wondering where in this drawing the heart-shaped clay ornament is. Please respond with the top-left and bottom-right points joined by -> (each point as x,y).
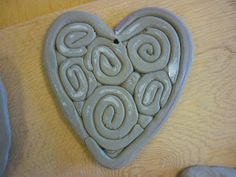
44,8 -> 193,168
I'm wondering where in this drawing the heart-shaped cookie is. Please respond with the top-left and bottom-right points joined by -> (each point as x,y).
44,8 -> 193,168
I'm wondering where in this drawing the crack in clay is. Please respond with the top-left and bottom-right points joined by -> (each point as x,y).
44,7 -> 193,168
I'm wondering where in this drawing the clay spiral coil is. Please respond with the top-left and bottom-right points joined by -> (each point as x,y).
82,86 -> 143,151
127,28 -> 170,73
119,16 -> 181,83
134,71 -> 172,116
84,37 -> 133,85
59,58 -> 97,101
56,23 -> 96,57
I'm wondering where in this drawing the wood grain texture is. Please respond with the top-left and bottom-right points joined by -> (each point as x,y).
0,0 -> 235,176
0,0 -> 94,28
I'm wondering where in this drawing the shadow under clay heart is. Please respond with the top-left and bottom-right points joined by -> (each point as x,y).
44,8 -> 193,168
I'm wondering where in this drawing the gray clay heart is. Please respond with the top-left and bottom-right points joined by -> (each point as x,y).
44,8 -> 193,168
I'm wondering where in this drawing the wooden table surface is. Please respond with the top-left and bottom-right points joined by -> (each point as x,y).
0,0 -> 94,28
0,0 -> 236,177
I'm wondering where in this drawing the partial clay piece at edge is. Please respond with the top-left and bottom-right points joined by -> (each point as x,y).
179,165 -> 236,177
0,79 -> 11,177
44,8 -> 193,168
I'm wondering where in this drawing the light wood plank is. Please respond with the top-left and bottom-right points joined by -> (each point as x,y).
0,0 -> 94,28
0,0 -> 235,176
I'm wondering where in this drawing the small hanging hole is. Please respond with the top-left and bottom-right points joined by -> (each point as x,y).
113,38 -> 120,44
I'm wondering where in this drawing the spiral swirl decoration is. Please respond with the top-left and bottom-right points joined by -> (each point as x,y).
84,37 -> 133,85
134,71 -> 172,116
120,16 -> 180,83
56,23 -> 96,57
127,28 -> 170,73
59,58 -> 98,101
82,86 -> 143,151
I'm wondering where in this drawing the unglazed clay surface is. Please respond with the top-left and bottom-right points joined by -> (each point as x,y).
179,165 -> 236,177
0,79 -> 11,177
44,8 -> 193,168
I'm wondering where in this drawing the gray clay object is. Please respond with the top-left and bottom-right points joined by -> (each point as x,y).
44,8 -> 193,168
0,79 -> 11,176
179,165 -> 236,177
